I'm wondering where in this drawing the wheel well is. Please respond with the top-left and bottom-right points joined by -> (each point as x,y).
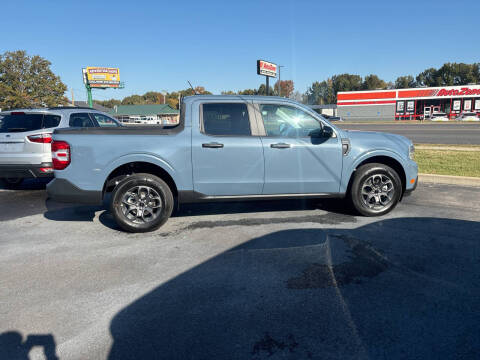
347,156 -> 406,196
104,162 -> 178,197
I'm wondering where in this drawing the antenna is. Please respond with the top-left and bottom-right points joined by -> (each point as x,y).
187,81 -> 198,95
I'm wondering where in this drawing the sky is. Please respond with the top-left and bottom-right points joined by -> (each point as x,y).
1,0 -> 479,102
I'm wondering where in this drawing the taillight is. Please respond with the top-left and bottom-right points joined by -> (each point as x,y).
51,140 -> 71,170
28,133 -> 52,143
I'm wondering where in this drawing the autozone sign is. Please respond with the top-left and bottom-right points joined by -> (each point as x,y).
436,87 -> 480,96
257,60 -> 277,77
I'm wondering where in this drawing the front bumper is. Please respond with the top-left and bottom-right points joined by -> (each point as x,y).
47,178 -> 103,204
0,163 -> 54,179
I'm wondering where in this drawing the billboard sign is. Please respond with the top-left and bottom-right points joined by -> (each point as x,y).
257,60 -> 277,77
83,67 -> 120,88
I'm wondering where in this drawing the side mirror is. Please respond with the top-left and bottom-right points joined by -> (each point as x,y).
322,126 -> 334,138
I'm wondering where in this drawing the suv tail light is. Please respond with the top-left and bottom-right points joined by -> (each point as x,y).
28,133 -> 52,143
52,141 -> 70,170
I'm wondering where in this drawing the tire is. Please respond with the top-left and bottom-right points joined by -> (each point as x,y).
0,177 -> 24,189
110,173 -> 174,233
350,163 -> 402,217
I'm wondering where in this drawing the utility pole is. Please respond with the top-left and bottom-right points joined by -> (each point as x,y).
277,65 -> 284,97
71,88 -> 75,106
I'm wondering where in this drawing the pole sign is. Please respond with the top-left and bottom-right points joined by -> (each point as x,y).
83,67 -> 121,88
257,60 -> 277,78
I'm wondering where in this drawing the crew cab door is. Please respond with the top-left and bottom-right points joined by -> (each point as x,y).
192,101 -> 264,196
255,102 -> 343,194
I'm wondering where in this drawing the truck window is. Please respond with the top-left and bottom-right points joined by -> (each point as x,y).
69,113 -> 95,127
202,103 -> 251,136
92,113 -> 119,127
259,104 -> 321,137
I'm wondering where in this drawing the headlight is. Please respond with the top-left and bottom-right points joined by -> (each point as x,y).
409,144 -> 415,160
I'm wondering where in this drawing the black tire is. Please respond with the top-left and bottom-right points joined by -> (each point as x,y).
0,177 -> 24,189
110,173 -> 174,233
350,163 -> 402,217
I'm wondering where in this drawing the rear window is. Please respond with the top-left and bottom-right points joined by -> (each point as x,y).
202,103 -> 251,136
0,113 -> 61,133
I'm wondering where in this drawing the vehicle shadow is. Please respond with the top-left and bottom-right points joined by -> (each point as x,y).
0,331 -> 58,360
43,197 -> 356,231
107,217 -> 480,359
0,178 -> 51,191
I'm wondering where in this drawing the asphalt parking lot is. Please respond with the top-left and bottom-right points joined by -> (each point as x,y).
1,180 -> 479,360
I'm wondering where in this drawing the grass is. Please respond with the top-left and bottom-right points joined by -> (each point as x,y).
414,145 -> 480,177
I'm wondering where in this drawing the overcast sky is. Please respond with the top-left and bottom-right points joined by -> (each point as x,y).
1,0 -> 479,101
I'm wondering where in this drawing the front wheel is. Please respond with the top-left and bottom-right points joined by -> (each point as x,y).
110,173 -> 174,232
350,163 -> 402,216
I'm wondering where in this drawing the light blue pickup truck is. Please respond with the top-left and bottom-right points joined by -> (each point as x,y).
47,95 -> 418,232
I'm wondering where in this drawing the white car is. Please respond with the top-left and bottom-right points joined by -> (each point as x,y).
456,112 -> 479,121
430,112 -> 449,122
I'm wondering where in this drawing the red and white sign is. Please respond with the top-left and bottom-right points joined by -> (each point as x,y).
257,60 -> 277,77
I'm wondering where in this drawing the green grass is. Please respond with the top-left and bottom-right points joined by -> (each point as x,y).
415,148 -> 480,177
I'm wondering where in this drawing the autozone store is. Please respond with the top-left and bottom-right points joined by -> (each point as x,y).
337,84 -> 480,121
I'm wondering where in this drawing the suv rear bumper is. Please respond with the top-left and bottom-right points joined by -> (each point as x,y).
0,163 -> 54,179
47,178 -> 103,204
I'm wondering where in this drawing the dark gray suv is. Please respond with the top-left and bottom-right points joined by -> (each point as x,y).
0,107 -> 121,187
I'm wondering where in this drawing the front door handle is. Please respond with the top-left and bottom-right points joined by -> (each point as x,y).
270,143 -> 291,149
202,142 -> 224,148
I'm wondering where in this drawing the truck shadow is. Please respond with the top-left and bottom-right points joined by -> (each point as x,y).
107,217 -> 480,359
0,331 -> 58,360
43,198 -> 356,231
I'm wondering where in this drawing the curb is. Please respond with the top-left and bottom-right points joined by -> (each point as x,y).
415,146 -> 480,152
419,173 -> 480,187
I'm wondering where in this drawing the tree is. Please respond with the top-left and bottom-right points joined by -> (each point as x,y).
331,74 -> 363,94
305,80 -> 334,105
274,80 -> 294,97
257,84 -> 275,96
395,75 -> 416,89
121,94 -> 145,105
362,74 -> 387,90
94,98 -> 121,108
221,90 -> 236,95
238,89 -> 257,95
416,68 -> 441,87
0,50 -> 67,109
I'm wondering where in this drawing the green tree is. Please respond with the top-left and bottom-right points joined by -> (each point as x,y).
362,74 -> 387,90
395,75 -> 416,89
238,89 -> 257,95
305,80 -> 335,105
0,50 -> 67,109
331,74 -> 363,94
94,98 -> 121,108
416,68 -> 441,87
257,84 -> 275,96
121,94 -> 145,105
221,90 -> 237,95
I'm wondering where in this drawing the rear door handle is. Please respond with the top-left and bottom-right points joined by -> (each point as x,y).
270,143 -> 291,149
202,142 -> 224,148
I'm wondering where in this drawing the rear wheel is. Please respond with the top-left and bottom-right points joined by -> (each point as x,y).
110,173 -> 174,233
350,163 -> 402,216
0,177 -> 24,189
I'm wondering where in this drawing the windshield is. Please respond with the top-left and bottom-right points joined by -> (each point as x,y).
0,113 -> 61,132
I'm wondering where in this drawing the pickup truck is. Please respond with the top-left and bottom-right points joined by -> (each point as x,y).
47,95 -> 418,232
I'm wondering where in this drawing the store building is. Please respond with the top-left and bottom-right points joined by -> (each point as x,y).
337,84 -> 480,121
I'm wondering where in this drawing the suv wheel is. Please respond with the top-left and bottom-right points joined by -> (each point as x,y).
350,163 -> 402,216
110,173 -> 174,233
0,177 -> 24,188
